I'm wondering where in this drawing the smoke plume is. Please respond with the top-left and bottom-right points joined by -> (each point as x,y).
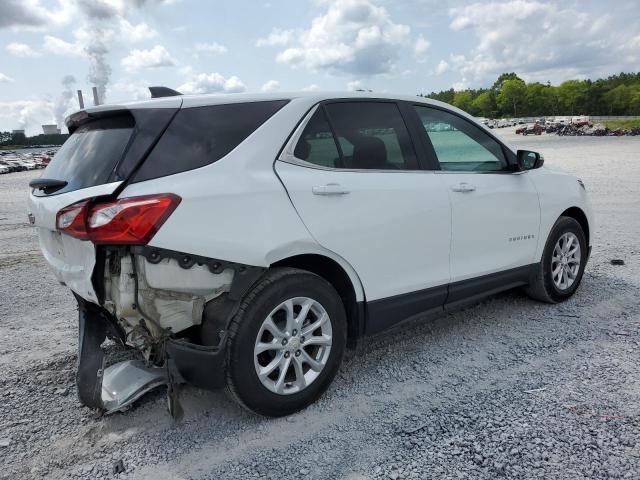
85,37 -> 111,104
54,75 -> 76,127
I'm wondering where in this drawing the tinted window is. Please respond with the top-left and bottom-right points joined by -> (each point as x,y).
39,115 -> 134,194
133,100 -> 288,182
323,102 -> 418,170
294,108 -> 340,168
414,106 -> 507,172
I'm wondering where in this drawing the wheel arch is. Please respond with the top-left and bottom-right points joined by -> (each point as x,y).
271,253 -> 365,345
561,206 -> 590,245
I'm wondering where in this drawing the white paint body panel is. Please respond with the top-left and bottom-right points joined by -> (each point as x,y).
439,171 -> 540,282
28,181 -> 122,303
528,166 -> 594,260
275,162 -> 451,300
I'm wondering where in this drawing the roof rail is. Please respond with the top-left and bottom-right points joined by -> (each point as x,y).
149,86 -> 182,98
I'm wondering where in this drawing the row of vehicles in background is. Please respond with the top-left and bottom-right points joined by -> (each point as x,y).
479,116 -> 590,130
0,149 -> 55,174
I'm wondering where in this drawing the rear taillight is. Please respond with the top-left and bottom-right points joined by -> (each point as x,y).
56,194 -> 181,245
56,201 -> 89,240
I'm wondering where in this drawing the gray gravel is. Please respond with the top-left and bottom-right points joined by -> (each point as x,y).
1,129 -> 639,479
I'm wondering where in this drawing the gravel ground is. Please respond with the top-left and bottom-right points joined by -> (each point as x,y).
1,129 -> 639,479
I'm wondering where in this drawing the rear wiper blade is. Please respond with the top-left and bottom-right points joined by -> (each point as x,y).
29,178 -> 68,194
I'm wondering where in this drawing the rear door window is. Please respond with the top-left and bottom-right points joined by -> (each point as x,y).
324,102 -> 418,170
39,115 -> 134,195
132,100 -> 288,182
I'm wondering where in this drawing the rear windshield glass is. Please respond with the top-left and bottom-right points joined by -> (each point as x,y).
132,100 -> 288,182
40,115 -> 134,194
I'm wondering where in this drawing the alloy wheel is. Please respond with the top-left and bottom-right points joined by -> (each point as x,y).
253,297 -> 332,395
551,232 -> 581,290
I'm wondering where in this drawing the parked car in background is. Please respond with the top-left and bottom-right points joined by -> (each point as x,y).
572,116 -> 590,127
28,91 -> 593,417
516,124 -> 544,135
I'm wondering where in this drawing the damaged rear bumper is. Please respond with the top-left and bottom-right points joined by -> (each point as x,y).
74,246 -> 265,415
75,291 -> 229,415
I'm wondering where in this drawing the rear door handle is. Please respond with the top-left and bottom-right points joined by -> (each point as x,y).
451,182 -> 476,193
312,184 -> 350,196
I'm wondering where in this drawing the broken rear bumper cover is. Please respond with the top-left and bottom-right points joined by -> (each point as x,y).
76,295 -> 228,413
75,246 -> 265,414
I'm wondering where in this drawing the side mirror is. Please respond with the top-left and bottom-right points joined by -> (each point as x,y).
516,150 -> 544,170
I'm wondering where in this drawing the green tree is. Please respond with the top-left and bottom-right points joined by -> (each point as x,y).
525,82 -> 557,116
471,91 -> 497,117
492,72 -> 523,92
421,71 -> 640,117
497,79 -> 527,117
631,86 -> 640,115
10,132 -> 26,144
424,88 -> 454,104
604,84 -> 635,114
452,90 -> 475,114
556,80 -> 589,115
0,131 -> 12,145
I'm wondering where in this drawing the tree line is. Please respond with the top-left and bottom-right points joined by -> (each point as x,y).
0,131 -> 68,147
421,72 -> 640,118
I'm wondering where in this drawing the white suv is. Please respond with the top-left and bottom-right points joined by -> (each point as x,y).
28,90 -> 592,417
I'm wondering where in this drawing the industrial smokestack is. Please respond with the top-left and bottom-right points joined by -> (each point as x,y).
77,90 -> 85,109
92,86 -> 100,106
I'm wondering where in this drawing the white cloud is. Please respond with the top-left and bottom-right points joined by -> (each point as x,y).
119,19 -> 157,42
178,72 -> 246,94
260,80 -> 280,92
256,28 -> 295,47
413,34 -> 430,57
447,0 -> 640,85
434,59 -> 449,75
302,84 -> 320,91
274,0 -> 411,76
42,35 -> 84,57
194,42 -> 228,54
108,79 -> 153,102
121,45 -> 176,72
0,73 -> 15,83
6,42 -> 40,57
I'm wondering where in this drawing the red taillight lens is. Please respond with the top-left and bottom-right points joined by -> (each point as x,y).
56,194 -> 181,245
56,200 -> 89,240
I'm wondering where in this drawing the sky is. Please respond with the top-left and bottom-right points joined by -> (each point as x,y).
1,0 -> 639,135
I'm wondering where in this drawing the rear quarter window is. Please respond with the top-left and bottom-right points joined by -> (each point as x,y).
132,100 -> 288,182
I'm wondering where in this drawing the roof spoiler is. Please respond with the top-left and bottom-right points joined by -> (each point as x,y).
149,86 -> 182,98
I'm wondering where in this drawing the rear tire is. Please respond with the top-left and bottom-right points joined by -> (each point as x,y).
526,216 -> 587,303
225,268 -> 346,417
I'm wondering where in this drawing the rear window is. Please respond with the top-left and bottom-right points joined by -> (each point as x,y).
132,100 -> 288,182
40,115 -> 134,194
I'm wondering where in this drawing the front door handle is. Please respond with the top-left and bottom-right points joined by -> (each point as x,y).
451,182 -> 476,193
312,184 -> 350,196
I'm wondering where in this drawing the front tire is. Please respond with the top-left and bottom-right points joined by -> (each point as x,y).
225,268 -> 346,417
526,216 -> 588,303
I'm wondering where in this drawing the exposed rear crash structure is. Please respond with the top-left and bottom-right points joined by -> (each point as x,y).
78,246 -> 265,414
